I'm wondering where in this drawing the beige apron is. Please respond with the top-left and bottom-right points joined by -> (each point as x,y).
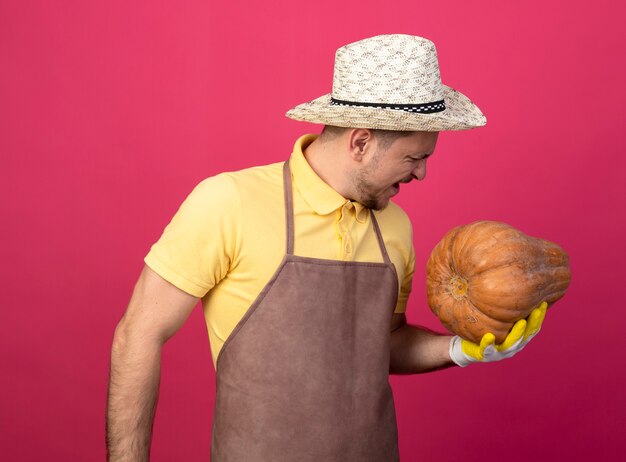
211,160 -> 400,461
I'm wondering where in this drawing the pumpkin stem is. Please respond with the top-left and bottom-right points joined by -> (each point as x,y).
448,275 -> 469,300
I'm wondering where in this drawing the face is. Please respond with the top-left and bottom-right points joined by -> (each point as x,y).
352,131 -> 439,210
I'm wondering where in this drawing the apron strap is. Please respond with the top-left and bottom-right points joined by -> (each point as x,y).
283,160 -> 295,255
369,210 -> 392,265
283,158 -> 392,264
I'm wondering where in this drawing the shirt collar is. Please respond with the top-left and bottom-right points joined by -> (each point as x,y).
290,134 -> 370,223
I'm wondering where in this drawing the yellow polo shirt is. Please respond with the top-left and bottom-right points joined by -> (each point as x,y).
145,134 -> 416,366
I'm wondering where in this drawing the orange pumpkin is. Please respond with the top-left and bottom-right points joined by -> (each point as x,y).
426,221 -> 571,344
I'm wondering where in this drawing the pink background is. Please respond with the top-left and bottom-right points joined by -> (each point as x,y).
1,1 -> 625,460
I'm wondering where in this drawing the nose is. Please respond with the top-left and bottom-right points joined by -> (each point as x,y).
412,159 -> 427,181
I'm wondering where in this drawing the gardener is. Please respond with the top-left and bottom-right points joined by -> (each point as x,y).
106,34 -> 546,462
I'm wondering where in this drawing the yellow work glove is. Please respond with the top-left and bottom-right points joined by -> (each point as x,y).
449,302 -> 548,367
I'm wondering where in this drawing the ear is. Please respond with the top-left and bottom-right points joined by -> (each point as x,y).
347,129 -> 375,162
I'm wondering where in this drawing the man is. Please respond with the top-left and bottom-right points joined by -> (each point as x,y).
107,34 -> 546,461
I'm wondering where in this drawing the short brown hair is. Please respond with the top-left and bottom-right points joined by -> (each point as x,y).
320,125 -> 412,150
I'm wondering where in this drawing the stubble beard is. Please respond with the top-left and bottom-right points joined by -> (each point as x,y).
352,150 -> 388,211
353,176 -> 387,210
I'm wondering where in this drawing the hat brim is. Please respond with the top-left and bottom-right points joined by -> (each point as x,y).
285,85 -> 486,131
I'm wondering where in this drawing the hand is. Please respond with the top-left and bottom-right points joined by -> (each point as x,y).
449,301 -> 548,367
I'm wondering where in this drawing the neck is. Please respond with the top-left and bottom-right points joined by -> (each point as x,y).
303,136 -> 354,200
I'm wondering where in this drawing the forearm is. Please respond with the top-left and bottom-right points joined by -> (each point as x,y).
106,322 -> 163,462
389,323 -> 456,374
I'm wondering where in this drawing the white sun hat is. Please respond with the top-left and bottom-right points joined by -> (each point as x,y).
286,34 -> 487,131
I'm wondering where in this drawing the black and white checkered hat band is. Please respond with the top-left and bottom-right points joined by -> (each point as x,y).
330,97 -> 446,114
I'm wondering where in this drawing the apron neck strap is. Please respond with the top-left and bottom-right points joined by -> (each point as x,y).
369,210 -> 392,265
283,159 -> 392,264
283,160 -> 296,255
